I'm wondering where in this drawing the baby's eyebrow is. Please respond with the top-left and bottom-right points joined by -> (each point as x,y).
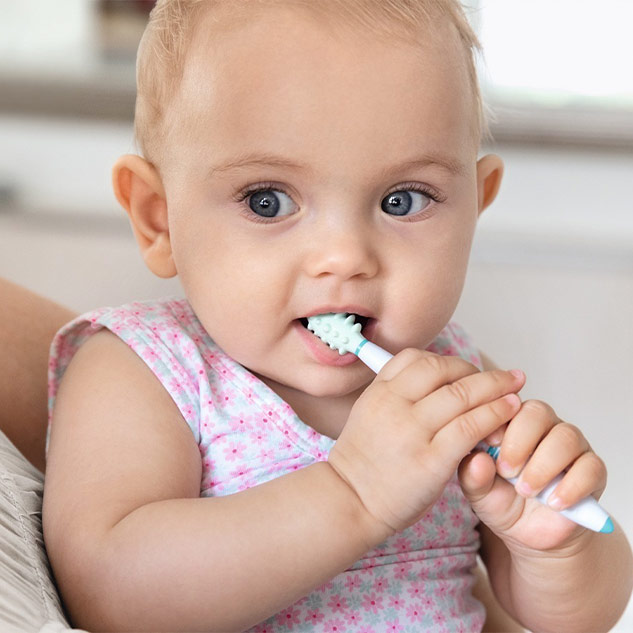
381,154 -> 468,179
208,152 -> 467,179
208,153 -> 312,178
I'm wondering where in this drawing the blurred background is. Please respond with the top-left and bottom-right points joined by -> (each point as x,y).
0,1 -> 632,629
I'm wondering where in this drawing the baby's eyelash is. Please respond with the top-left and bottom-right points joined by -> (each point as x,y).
385,182 -> 446,204
233,182 -> 287,203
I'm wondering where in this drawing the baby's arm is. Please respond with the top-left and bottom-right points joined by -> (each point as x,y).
43,331 -> 387,632
44,332 -> 522,632
462,352 -> 633,632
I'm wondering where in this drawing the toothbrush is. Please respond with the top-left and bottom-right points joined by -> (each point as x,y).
307,312 -> 614,534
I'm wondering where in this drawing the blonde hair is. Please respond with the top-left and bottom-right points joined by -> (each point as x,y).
135,0 -> 486,164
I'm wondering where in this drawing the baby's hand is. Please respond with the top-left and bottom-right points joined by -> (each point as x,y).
459,398 -> 608,551
328,349 -> 525,535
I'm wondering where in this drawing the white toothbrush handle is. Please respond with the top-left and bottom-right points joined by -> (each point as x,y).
477,443 -> 613,533
356,339 -> 394,373
353,339 -> 614,534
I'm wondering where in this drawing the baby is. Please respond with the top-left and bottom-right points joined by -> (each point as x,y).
42,1 -> 633,631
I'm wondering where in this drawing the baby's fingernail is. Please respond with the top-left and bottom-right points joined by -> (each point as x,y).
510,369 -> 524,380
516,481 -> 532,497
548,495 -> 564,511
498,460 -> 514,477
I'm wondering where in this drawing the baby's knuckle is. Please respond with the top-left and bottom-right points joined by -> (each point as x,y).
398,347 -> 427,365
522,399 -> 554,419
421,353 -> 446,375
552,422 -> 583,447
489,369 -> 509,385
455,411 -> 482,444
585,453 -> 608,482
444,380 -> 472,408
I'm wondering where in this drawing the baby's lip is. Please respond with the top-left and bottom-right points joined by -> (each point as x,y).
301,305 -> 376,320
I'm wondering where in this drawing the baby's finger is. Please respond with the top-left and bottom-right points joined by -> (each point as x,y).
546,451 -> 607,511
514,422 -> 591,498
413,369 -> 525,435
378,349 -> 479,401
497,399 -> 558,479
432,393 -> 522,464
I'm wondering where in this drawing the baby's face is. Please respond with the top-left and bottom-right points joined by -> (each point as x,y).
160,5 -> 489,401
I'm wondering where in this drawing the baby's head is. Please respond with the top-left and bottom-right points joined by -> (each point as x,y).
134,0 -> 487,167
113,0 -> 503,401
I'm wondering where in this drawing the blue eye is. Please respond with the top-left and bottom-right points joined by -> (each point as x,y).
381,190 -> 432,216
247,189 -> 297,218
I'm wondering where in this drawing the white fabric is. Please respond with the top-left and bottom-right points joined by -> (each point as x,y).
0,429 -> 81,632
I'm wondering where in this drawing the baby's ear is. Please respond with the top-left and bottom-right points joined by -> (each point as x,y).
112,155 -> 176,278
475,154 -> 504,217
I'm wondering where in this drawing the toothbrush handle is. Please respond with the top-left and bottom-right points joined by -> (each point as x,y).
476,443 -> 613,533
352,338 -> 614,533
356,339 -> 394,373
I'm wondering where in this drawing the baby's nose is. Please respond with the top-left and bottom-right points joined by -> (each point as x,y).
302,218 -> 379,280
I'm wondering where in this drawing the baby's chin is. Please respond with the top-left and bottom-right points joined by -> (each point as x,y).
252,365 -> 372,400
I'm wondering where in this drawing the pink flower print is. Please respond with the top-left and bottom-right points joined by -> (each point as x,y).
220,388 -> 238,409
437,495 -> 449,513
230,464 -> 251,484
141,346 -> 160,365
175,309 -> 194,327
166,329 -> 181,347
181,342 -> 196,360
327,595 -> 349,613
393,562 -> 413,581
343,612 -> 362,627
394,536 -> 411,554
450,509 -> 464,529
373,575 -> 388,593
304,609 -> 325,626
388,595 -> 404,611
361,593 -> 383,614
249,430 -> 266,446
168,377 -> 186,397
228,413 -> 255,433
385,619 -> 405,632
407,582 -> 424,600
181,403 -> 195,420
433,609 -> 447,626
275,606 -> 301,628
344,574 -> 363,592
223,441 -> 247,462
321,618 -> 345,632
406,603 -> 424,623
258,447 -> 275,463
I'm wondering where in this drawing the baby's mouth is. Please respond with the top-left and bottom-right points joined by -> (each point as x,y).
299,313 -> 372,335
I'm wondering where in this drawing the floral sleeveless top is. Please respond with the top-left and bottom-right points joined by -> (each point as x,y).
48,298 -> 486,632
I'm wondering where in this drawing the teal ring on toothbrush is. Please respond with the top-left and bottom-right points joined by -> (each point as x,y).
306,312 -> 614,534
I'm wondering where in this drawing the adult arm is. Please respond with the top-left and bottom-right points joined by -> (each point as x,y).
0,278 -> 75,472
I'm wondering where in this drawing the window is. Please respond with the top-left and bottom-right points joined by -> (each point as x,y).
472,0 -> 633,144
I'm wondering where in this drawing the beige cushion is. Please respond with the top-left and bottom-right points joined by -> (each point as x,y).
0,428 -> 82,632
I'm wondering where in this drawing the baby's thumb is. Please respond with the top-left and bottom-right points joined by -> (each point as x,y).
458,451 -> 497,505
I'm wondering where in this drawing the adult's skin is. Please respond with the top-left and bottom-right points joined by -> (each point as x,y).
0,277 -> 75,473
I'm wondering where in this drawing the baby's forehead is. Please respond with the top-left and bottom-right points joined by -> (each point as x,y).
137,0 -> 483,165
